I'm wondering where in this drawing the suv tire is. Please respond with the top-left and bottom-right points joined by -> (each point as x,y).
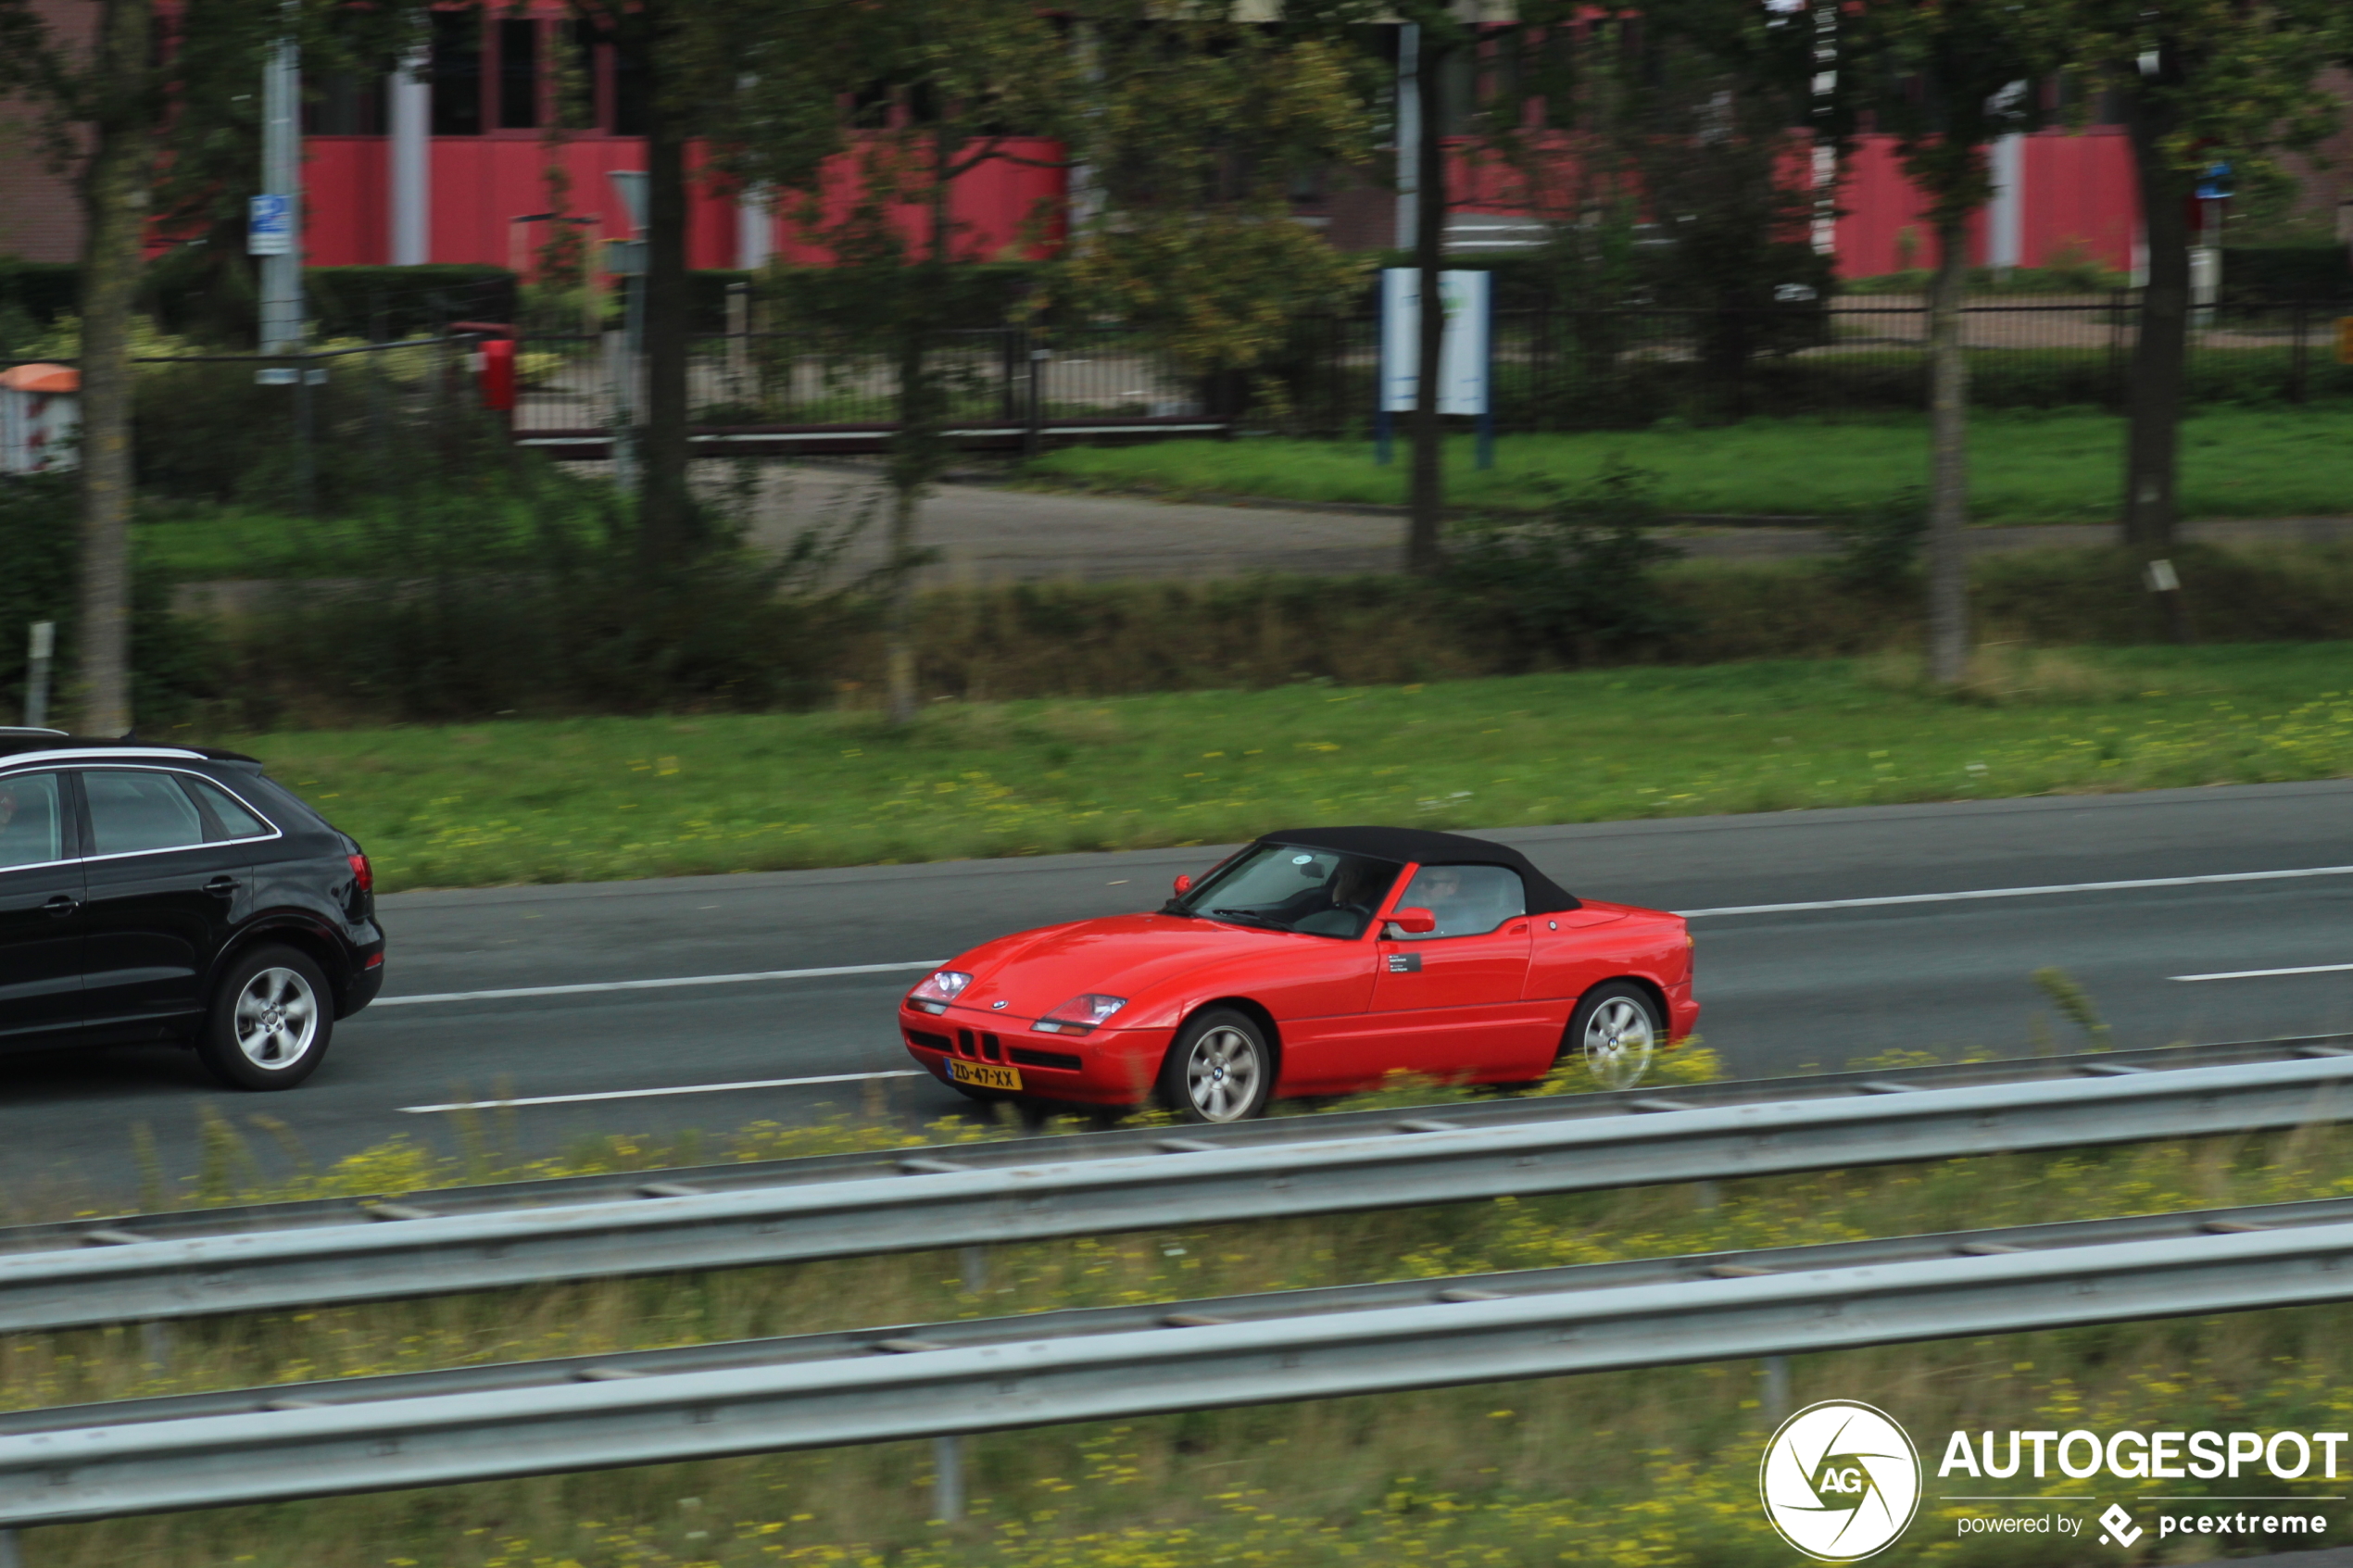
197,944 -> 334,1090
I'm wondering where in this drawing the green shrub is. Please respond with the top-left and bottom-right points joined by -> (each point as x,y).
1442,462 -> 1692,665
0,472 -> 221,725
2221,245 -> 2353,305
1826,486 -> 1929,592
0,260 -> 80,352
220,472 -> 864,724
299,266 -> 518,341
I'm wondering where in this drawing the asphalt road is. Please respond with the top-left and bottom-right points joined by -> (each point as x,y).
4,779 -> 2350,1203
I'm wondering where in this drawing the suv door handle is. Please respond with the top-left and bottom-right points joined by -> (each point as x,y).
204,876 -> 240,899
42,893 -> 79,917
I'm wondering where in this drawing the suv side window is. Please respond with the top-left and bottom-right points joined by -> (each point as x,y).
0,771 -> 69,869
83,769 -> 206,857
182,776 -> 274,841
1398,863 -> 1528,938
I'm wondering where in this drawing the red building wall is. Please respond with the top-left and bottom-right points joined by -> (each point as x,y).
1437,128 -> 2139,279
303,134 -> 1064,272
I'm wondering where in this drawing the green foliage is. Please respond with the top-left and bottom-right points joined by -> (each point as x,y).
0,473 -> 220,724
129,349 -> 509,512
1442,462 -> 1691,665
1030,406 -> 2353,521
220,470 -> 866,725
156,639 -> 2353,886
2220,245 -> 2353,305
304,267 -> 519,341
1843,262 -> 2132,296
0,263 -> 520,347
1827,487 -> 1930,592
747,265 -> 1056,334
0,259 -> 79,349
1060,25 -> 1373,394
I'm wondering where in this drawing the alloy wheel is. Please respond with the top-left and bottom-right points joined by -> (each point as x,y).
1581,996 -> 1655,1089
1184,1024 -> 1263,1123
233,966 -> 321,1069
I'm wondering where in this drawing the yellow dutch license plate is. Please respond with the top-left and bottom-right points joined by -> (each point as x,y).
949,1060 -> 1023,1091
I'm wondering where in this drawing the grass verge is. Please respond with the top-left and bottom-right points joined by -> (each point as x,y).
1023,407 -> 2353,524
11,1085 -> 2353,1568
174,644 -> 2353,890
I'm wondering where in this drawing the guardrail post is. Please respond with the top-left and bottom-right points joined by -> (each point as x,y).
140,1319 -> 171,1371
960,1244 -> 988,1295
1,1524 -> 24,1568
932,1434 -> 966,1522
1761,1354 -> 1791,1424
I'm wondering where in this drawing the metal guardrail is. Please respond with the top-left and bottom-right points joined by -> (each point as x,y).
0,1037 -> 2347,1336
6,1193 -> 2353,1525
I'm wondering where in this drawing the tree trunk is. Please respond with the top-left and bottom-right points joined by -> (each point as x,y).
2120,82 -> 2193,642
2120,89 -> 2186,557
1404,41 -> 1448,576
637,2 -> 693,571
884,133 -> 955,726
75,0 -> 154,737
1924,211 -> 1970,687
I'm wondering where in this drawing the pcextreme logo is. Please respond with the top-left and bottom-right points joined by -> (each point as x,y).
1759,1400 -> 1924,1562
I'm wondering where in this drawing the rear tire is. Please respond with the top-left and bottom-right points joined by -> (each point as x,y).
1159,1008 -> 1275,1123
197,945 -> 333,1090
1567,982 -> 1660,1090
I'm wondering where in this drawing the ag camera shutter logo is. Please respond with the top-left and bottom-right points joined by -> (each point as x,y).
1759,1400 -> 1922,1562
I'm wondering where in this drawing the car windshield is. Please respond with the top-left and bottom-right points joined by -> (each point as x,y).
1169,844 -> 1403,939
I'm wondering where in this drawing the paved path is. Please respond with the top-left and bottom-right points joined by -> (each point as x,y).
742,463 -> 2353,583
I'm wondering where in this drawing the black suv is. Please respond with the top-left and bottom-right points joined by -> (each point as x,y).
0,730 -> 384,1089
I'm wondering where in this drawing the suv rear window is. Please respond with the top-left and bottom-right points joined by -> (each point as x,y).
184,776 -> 273,841
84,770 -> 206,856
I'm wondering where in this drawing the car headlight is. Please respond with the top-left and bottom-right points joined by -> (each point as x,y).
1035,994 -> 1127,1035
908,969 -> 973,1014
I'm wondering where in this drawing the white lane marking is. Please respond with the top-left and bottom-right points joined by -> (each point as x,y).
1677,864 -> 2353,919
374,960 -> 948,1008
400,1070 -> 928,1114
2172,961 -> 2353,983
370,864 -> 2353,1005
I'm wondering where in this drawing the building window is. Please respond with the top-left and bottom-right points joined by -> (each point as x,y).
613,38 -> 648,135
305,70 -> 385,135
431,6 -> 483,135
499,18 -> 540,130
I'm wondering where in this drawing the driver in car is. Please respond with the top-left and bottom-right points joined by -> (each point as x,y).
1399,863 -> 1469,936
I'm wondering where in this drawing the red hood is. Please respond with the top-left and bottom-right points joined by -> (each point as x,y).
948,913 -> 1292,1020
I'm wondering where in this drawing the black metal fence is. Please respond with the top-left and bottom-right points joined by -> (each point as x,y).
510,295 -> 2353,441
7,296 -> 2348,508
2,336 -> 500,514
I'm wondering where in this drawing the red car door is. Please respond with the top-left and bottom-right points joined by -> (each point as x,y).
1361,864 -> 1552,1083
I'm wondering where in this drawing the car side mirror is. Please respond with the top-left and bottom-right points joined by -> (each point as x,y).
1388,907 -> 1436,935
1172,873 -> 1192,897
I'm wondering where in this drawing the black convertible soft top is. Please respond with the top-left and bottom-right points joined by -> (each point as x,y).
1256,825 -> 1581,913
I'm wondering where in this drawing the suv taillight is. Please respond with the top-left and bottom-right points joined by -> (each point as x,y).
348,852 -> 373,896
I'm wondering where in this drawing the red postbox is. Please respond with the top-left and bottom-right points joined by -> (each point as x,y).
477,337 -> 517,413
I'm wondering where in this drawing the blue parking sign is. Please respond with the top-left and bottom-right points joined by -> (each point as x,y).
247,194 -> 292,257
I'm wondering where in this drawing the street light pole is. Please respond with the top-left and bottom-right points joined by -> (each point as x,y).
258,12 -> 304,354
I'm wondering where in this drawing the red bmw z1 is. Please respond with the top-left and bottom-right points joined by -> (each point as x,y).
900,826 -> 1699,1123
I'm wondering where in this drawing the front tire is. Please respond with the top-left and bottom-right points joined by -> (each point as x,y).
197,945 -> 333,1090
1159,1008 -> 1275,1123
1567,982 -> 1660,1090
